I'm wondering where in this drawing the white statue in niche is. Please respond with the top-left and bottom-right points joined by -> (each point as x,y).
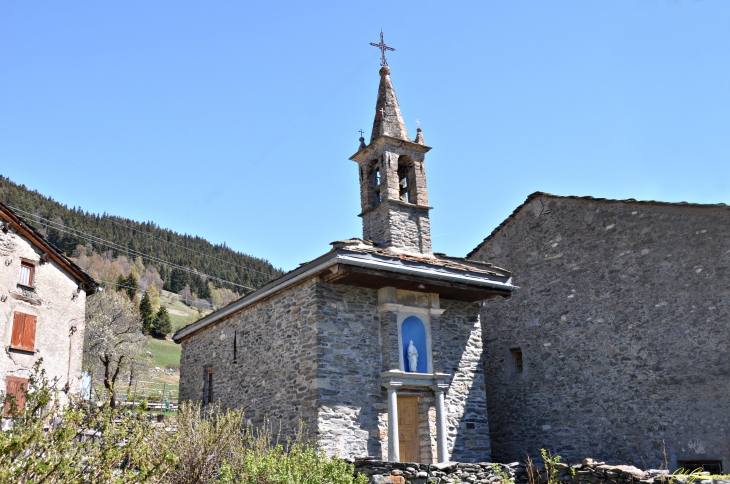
407,340 -> 418,373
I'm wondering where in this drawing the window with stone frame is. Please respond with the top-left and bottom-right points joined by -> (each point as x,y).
10,312 -> 37,352
18,261 -> 34,287
3,376 -> 28,417
510,348 -> 523,374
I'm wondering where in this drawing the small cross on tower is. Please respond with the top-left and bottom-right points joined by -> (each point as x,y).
370,30 -> 395,67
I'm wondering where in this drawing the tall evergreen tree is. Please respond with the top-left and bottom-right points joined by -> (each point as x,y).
116,275 -> 127,295
124,273 -> 138,301
139,290 -> 154,334
151,306 -> 172,338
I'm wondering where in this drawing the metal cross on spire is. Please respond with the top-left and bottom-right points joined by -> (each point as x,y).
370,30 -> 395,67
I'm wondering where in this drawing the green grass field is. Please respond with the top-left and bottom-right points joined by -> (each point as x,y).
159,290 -> 210,332
147,337 -> 181,370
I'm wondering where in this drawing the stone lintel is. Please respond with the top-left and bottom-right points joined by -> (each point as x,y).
349,135 -> 432,163
378,286 -> 440,310
380,370 -> 450,390
377,303 -> 403,314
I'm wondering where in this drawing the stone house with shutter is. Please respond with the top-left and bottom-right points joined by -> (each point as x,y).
0,201 -> 97,416
174,65 -> 517,463
468,192 -> 730,472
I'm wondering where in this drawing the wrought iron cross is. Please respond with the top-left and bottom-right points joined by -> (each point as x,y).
359,129 -> 364,137
416,119 -> 421,128
370,30 -> 395,67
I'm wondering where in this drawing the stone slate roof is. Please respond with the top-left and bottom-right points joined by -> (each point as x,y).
173,238 -> 515,342
0,201 -> 98,294
370,66 -> 410,143
330,239 -> 511,278
466,191 -> 730,259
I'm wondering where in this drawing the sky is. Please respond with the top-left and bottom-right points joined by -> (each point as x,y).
1,1 -> 729,272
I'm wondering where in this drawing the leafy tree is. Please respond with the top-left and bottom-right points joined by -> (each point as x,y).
83,290 -> 147,408
147,283 -> 161,309
124,273 -> 138,300
139,290 -> 155,333
152,306 -> 172,338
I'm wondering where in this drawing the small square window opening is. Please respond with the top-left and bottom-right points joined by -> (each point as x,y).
19,262 -> 34,286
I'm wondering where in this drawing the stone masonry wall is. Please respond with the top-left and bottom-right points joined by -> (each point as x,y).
469,195 -> 730,469
362,200 -> 432,254
0,228 -> 87,396
315,282 -> 383,460
178,279 -> 320,434
315,282 -> 491,463
435,299 -> 492,463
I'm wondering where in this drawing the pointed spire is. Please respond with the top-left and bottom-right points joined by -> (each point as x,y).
414,127 -> 424,145
370,66 -> 409,142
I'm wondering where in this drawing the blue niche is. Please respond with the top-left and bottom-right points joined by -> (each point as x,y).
401,316 -> 428,373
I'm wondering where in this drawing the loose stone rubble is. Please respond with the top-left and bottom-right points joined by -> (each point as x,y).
353,458 -> 730,484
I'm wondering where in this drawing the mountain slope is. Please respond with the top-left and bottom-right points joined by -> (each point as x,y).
0,175 -> 283,292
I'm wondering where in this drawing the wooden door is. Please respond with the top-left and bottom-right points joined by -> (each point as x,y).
397,396 -> 420,463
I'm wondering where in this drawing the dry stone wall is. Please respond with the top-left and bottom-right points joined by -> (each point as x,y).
354,459 -> 710,484
469,195 -> 730,469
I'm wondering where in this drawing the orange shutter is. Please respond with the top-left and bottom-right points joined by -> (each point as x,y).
10,313 -> 36,352
3,377 -> 28,416
10,313 -> 25,349
22,315 -> 37,351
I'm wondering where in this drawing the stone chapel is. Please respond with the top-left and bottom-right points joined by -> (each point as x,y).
173,63 -> 516,463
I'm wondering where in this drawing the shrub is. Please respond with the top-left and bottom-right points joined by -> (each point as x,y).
0,362 -> 366,484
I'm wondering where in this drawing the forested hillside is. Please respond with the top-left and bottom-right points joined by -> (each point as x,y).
0,175 -> 283,300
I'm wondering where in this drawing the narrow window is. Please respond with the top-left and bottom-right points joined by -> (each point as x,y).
18,262 -> 34,286
11,312 -> 37,352
398,164 -> 410,202
510,348 -> 523,374
203,370 -> 213,405
677,461 -> 723,474
372,165 -> 381,205
3,376 -> 28,417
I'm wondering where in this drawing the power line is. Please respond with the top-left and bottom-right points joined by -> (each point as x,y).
13,210 -> 255,291
9,205 -> 279,281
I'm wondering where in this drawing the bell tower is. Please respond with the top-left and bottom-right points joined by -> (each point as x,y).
350,65 -> 433,256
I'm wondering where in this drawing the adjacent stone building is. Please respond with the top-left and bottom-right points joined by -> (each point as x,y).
468,192 -> 730,472
174,65 -> 517,463
1,201 -> 97,414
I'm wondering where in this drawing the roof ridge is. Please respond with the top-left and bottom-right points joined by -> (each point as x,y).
466,191 -> 730,259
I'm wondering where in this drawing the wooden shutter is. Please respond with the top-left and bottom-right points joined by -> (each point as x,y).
10,313 -> 36,352
3,376 -> 28,416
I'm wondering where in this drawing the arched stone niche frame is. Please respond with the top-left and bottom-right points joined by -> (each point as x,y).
395,306 -> 446,375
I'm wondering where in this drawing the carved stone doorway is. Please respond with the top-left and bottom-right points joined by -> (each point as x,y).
397,396 -> 419,463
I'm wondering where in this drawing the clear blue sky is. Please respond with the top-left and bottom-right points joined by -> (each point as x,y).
2,1 -> 729,271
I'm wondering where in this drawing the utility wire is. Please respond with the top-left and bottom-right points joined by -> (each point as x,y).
63,208 -> 279,278
9,205 -> 279,281
14,210 -> 255,291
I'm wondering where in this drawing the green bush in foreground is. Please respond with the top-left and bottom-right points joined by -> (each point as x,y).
0,361 -> 365,484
